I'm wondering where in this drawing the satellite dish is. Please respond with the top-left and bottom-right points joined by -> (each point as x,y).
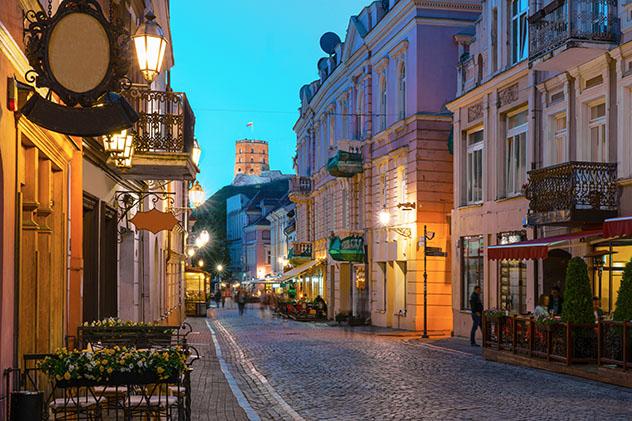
320,32 -> 341,56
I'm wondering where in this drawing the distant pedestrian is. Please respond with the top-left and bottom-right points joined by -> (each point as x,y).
470,286 -> 484,347
221,294 -> 226,308
237,290 -> 247,316
214,290 -> 222,308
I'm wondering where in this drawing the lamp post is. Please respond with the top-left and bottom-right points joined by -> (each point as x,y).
421,225 -> 435,339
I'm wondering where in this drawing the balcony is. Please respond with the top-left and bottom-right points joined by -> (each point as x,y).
326,140 -> 363,178
525,161 -> 618,226
121,86 -> 198,180
328,235 -> 365,263
529,0 -> 619,71
288,242 -> 313,266
288,176 -> 312,203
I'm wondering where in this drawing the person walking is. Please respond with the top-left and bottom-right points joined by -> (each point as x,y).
470,286 -> 484,347
214,290 -> 222,309
237,290 -> 247,316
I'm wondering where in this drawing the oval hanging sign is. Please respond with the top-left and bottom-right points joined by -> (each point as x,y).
25,0 -> 130,107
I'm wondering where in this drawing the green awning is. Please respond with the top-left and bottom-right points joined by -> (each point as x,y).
328,235 -> 365,263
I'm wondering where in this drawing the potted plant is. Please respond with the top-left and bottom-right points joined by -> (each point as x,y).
561,257 -> 596,359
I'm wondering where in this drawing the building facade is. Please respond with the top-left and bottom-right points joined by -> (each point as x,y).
293,0 -> 480,330
234,139 -> 270,177
0,0 -> 199,411
449,0 -> 632,338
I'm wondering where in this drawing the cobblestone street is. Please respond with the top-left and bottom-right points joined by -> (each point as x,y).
193,305 -> 632,420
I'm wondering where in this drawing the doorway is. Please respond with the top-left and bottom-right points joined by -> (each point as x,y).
543,249 -> 571,298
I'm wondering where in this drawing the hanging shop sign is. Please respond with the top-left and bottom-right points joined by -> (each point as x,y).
129,208 -> 180,234
21,0 -> 138,135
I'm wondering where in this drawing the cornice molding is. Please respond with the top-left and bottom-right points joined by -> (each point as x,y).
414,0 -> 482,12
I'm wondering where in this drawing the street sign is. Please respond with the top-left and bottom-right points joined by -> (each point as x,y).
426,247 -> 447,257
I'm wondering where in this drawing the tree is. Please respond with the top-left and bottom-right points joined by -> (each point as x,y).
613,258 -> 632,321
561,257 -> 594,324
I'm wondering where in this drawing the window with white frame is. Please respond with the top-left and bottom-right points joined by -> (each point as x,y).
355,86 -> 364,139
551,113 -> 567,165
505,110 -> 528,196
341,100 -> 349,139
398,63 -> 406,120
379,76 -> 387,131
589,102 -> 607,162
511,0 -> 528,64
398,165 -> 407,204
329,113 -> 335,146
466,129 -> 484,204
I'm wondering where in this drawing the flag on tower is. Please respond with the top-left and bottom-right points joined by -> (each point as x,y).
246,122 -> 254,128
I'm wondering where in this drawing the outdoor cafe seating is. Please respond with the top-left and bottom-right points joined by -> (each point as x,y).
6,319 -> 199,420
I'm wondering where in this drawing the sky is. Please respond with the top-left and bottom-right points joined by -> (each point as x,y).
170,0 -> 370,195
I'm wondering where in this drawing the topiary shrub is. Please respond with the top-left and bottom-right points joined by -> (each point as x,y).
561,257 -> 594,324
613,258 -> 632,321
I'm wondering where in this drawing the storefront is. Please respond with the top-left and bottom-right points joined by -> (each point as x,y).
184,269 -> 210,316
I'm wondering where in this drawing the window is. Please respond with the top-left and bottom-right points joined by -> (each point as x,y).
398,166 -> 407,204
505,110 -> 527,196
589,102 -> 607,162
379,76 -> 387,131
398,63 -> 406,120
551,113 -> 566,165
267,249 -> 271,265
461,236 -> 484,309
511,0 -> 528,63
466,129 -> 484,204
329,113 -> 335,145
342,100 -> 349,139
498,232 -> 527,314
251,148 -> 254,153
355,86 -> 364,139
491,8 -> 498,72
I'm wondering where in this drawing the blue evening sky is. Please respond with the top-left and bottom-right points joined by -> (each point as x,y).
171,0 -> 369,194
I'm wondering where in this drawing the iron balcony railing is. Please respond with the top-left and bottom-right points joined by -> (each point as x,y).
122,85 -> 195,154
525,161 -> 617,224
529,0 -> 619,61
288,242 -> 313,264
289,176 -> 312,196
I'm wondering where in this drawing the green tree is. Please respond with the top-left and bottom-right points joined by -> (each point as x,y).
613,258 -> 632,321
561,257 -> 594,324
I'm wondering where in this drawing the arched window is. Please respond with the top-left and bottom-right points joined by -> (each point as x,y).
355,86 -> 364,139
251,158 -> 254,163
250,169 -> 254,174
379,75 -> 387,131
238,168 -> 242,172
251,148 -> 254,153
398,63 -> 406,120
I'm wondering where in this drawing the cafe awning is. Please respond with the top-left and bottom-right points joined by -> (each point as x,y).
604,216 -> 632,238
487,229 -> 603,261
278,259 -> 323,282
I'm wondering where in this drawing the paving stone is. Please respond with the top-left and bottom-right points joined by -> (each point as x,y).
202,304 -> 632,421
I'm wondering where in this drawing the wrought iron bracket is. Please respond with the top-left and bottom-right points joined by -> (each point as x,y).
389,227 -> 412,239
114,190 -> 176,224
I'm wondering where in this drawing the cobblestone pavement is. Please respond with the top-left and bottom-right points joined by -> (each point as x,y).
202,304 -> 632,421
186,317 -> 249,421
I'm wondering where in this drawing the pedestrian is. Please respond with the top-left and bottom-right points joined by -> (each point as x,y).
214,290 -> 222,309
237,290 -> 247,316
533,294 -> 550,320
470,285 -> 484,347
221,293 -> 226,309
548,286 -> 563,316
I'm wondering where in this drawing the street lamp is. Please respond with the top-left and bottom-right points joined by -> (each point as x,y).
421,225 -> 435,339
186,247 -> 195,258
132,10 -> 168,83
189,181 -> 205,208
378,208 -> 391,226
102,129 -> 132,154
197,259 -> 204,268
198,230 -> 210,245
216,264 -> 224,272
191,140 -> 202,167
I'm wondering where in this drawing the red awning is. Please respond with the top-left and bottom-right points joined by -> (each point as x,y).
604,216 -> 632,238
487,229 -> 603,261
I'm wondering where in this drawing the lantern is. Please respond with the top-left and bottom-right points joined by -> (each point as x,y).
191,139 -> 202,167
378,209 -> 391,226
102,129 -> 131,153
189,181 -> 205,208
132,11 -> 168,83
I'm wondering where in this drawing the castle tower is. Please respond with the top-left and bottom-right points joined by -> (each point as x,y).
234,139 -> 270,177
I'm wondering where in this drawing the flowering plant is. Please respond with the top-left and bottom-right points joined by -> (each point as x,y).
82,318 -> 160,328
484,309 -> 506,320
39,346 -> 188,384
